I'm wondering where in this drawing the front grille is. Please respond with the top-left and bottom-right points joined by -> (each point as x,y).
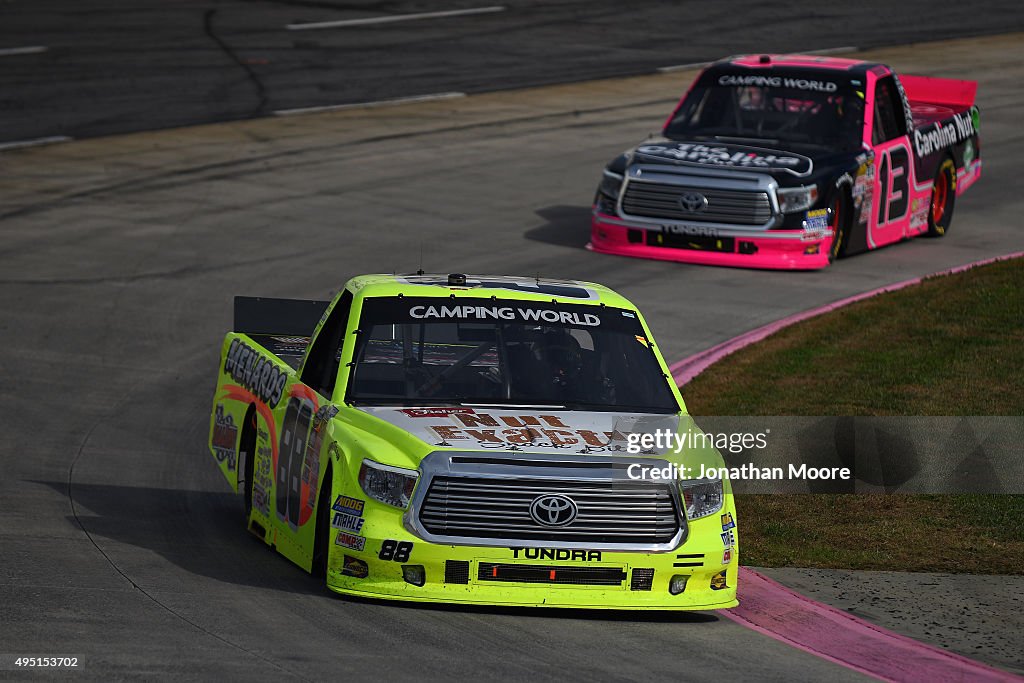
478,563 -> 627,586
444,560 -> 470,584
630,568 -> 655,591
419,477 -> 679,545
621,182 -> 773,225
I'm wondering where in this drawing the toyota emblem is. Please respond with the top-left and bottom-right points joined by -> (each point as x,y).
679,191 -> 708,213
529,494 -> 579,527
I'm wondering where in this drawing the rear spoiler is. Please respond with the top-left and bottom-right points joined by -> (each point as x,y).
900,74 -> 977,109
233,296 -> 330,369
234,296 -> 330,336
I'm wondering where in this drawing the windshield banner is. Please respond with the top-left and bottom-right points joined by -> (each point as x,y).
361,297 -> 643,333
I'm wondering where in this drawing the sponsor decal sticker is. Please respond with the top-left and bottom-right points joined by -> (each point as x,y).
223,339 -> 288,407
723,547 -> 733,565
335,532 -> 366,551
408,304 -> 601,327
909,197 -> 930,230
913,106 -> 978,158
803,208 -> 830,239
401,408 -> 476,418
660,223 -> 721,238
718,73 -> 839,92
892,74 -> 917,137
721,530 -> 736,548
342,555 -> 369,578
637,142 -> 809,173
332,495 -> 366,517
332,512 -> 365,533
510,548 -> 603,562
253,442 -> 273,517
721,512 -> 735,531
710,569 -> 729,590
426,411 -> 633,452
212,404 -> 239,471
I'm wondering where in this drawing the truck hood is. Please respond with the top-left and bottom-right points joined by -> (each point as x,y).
627,137 -> 864,191
356,406 -> 680,457
633,139 -> 815,177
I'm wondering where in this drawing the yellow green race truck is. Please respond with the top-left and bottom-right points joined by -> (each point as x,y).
208,273 -> 738,609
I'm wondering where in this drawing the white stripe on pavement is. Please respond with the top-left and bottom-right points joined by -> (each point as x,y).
286,6 -> 505,31
0,46 -> 48,57
0,136 -> 73,151
802,46 -> 859,55
657,61 -> 710,74
273,92 -> 466,116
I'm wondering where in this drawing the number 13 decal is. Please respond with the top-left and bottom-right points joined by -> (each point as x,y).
876,146 -> 910,225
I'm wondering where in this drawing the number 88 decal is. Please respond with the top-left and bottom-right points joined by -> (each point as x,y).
379,540 -> 413,562
277,397 -> 313,529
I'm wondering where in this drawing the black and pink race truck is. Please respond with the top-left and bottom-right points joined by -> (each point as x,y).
591,54 -> 981,269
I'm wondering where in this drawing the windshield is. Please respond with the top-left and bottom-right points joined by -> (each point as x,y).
347,297 -> 680,413
665,74 -> 864,151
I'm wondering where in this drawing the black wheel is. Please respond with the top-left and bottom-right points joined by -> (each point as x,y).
239,405 -> 257,520
827,190 -> 850,263
927,157 -> 957,237
311,465 -> 333,580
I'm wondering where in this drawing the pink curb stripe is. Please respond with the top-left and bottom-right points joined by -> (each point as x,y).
668,251 -> 1024,679
669,251 -> 1024,386
723,568 -> 1023,682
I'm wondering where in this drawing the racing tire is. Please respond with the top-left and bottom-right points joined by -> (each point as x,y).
927,157 -> 957,237
239,405 -> 258,520
311,465 -> 332,580
827,189 -> 851,263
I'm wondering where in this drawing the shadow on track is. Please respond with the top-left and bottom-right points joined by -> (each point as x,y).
36,480 -> 723,623
334,591 -> 721,624
524,205 -> 592,249
35,479 -> 323,596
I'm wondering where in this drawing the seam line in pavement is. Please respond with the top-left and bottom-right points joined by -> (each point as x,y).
67,409 -> 308,681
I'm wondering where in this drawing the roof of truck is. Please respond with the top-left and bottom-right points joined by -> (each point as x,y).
345,273 -> 636,309
714,53 -> 886,75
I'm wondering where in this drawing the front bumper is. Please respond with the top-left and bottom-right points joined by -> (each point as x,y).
326,504 -> 739,610
591,211 -> 833,271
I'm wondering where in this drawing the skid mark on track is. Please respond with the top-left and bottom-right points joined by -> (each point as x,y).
0,96 -> 673,224
203,9 -> 269,116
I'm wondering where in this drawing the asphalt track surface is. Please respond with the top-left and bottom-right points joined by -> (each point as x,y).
2,28 -> 1024,683
3,0 -> 1024,143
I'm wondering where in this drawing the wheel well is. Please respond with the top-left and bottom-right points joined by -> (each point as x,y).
836,183 -> 853,224
238,404 -> 257,497
829,184 -> 853,256
311,461 -> 334,578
